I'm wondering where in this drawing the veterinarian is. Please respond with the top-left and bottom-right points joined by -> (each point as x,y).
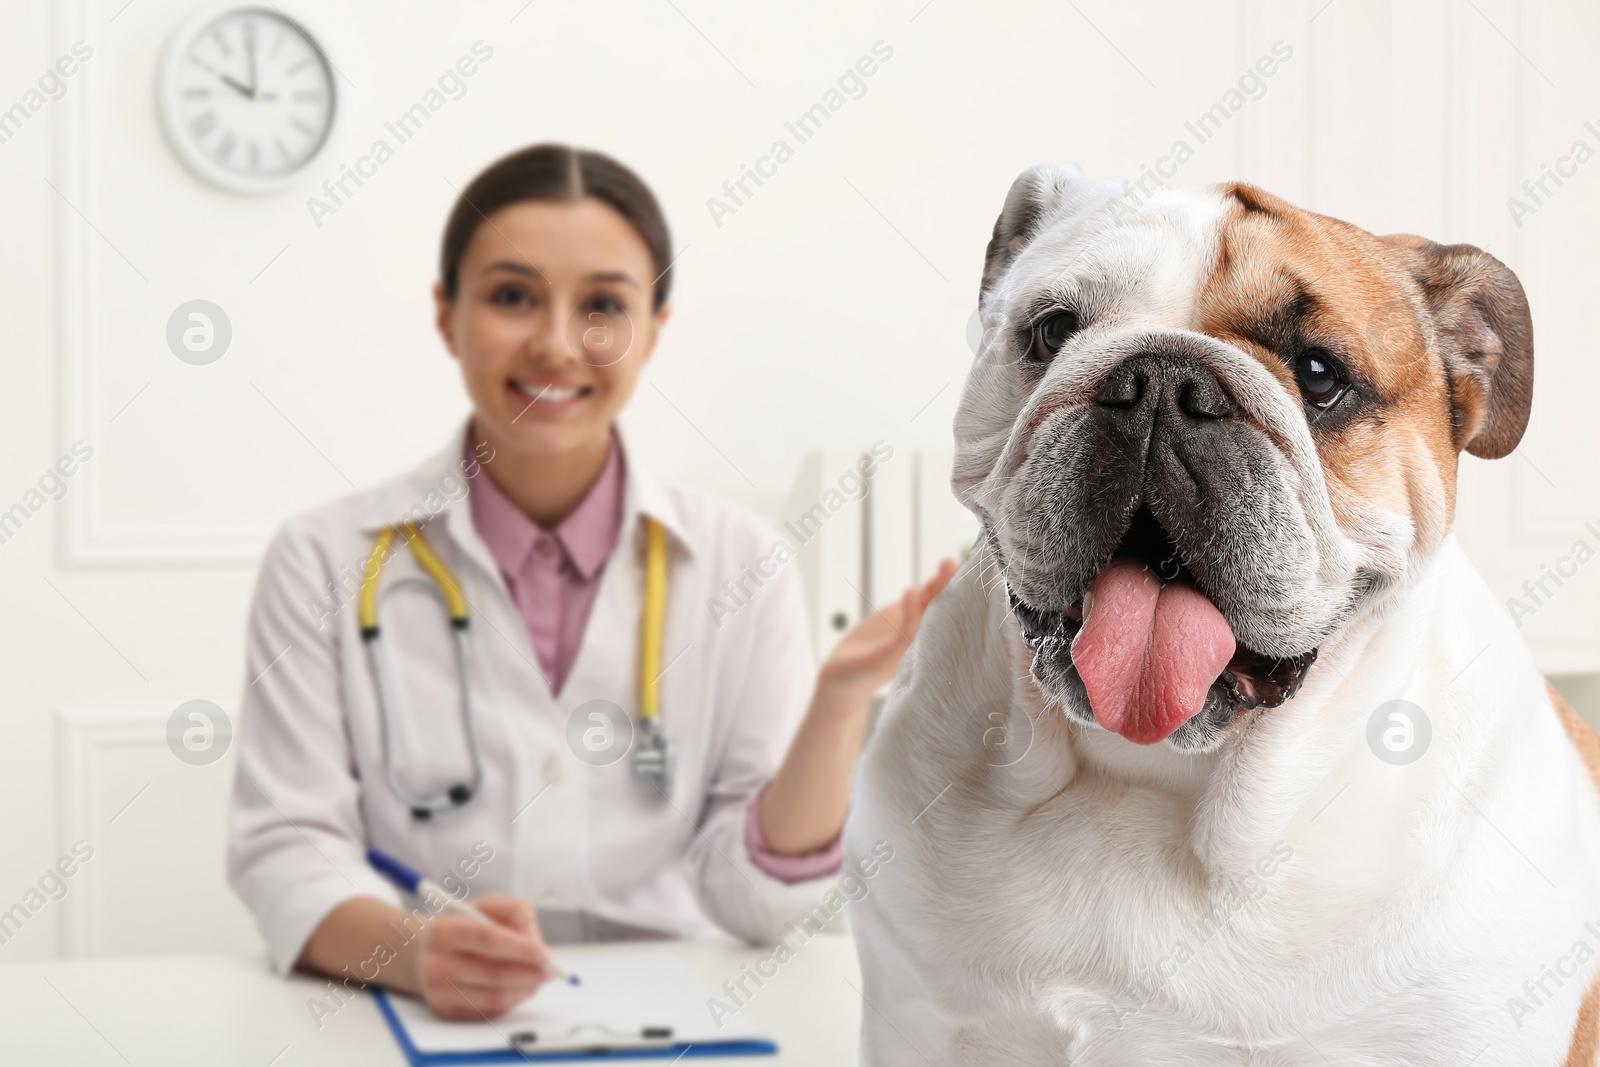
227,143 -> 956,1020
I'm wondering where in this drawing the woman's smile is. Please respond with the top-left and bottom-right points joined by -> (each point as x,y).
508,377 -> 595,416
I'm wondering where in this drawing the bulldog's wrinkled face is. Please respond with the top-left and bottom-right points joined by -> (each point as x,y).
957,165 -> 1533,752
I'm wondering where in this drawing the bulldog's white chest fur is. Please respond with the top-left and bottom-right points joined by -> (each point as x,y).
844,536 -> 1600,1065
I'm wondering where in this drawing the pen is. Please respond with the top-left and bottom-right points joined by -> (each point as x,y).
366,848 -> 579,985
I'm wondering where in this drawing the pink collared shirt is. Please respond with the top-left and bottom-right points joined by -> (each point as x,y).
468,429 -> 626,698
467,428 -> 841,882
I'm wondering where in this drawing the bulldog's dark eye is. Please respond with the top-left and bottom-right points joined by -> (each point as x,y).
1030,310 -> 1080,362
1293,349 -> 1347,409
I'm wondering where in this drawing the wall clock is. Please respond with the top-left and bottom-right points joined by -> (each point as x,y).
157,5 -> 337,193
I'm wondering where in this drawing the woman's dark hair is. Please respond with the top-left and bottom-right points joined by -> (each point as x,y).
439,144 -> 673,311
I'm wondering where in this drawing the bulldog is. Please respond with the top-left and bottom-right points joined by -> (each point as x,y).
841,164 -> 1600,1065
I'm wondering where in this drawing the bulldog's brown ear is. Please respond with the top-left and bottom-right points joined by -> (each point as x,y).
1382,234 -> 1534,459
980,164 -> 1123,309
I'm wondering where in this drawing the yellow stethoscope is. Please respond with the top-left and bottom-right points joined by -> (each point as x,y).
359,516 -> 673,820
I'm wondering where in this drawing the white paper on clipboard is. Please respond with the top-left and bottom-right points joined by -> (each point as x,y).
386,950 -> 774,1055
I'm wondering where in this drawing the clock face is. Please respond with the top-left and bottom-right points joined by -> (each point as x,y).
160,7 -> 336,192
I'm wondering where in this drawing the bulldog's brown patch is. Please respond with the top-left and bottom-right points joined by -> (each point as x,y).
1551,682 -> 1600,800
1569,969 -> 1600,1066
1195,184 -> 1460,557
1551,682 -> 1600,1067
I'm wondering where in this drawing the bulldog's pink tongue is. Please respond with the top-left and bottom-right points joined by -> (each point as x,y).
1070,558 -> 1237,745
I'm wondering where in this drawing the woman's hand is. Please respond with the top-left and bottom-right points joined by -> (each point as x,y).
757,557 -> 961,856
303,894 -> 554,1020
819,557 -> 960,696
415,894 -> 553,1019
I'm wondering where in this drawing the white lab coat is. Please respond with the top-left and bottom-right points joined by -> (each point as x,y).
227,419 -> 837,975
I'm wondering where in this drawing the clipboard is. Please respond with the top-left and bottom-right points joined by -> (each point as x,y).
370,949 -> 779,1063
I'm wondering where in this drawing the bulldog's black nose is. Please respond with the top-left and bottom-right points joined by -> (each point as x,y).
1095,354 -> 1234,421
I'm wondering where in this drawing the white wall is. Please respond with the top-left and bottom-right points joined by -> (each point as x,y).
1,0 -> 1597,958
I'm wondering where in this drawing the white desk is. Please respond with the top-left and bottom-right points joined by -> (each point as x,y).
0,936 -> 862,1065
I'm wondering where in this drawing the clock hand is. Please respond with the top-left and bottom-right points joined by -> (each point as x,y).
245,17 -> 258,95
219,74 -> 255,100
